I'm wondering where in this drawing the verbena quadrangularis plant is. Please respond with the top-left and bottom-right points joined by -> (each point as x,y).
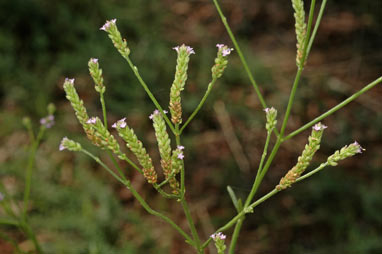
60,1 -> 381,253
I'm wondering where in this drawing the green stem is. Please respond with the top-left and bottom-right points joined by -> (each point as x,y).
82,147 -> 193,244
126,182 -> 194,245
100,92 -> 108,127
202,188 -> 279,249
283,76 -> 382,141
202,161 -> 335,249
296,162 -> 328,182
180,79 -> 216,134
20,221 -> 43,254
81,149 -> 126,183
228,218 -> 244,254
124,56 -> 177,135
243,0 -> 318,208
180,198 -> 202,252
306,0 -> 328,59
212,0 -> 266,109
211,0 -> 280,137
228,129 -> 272,253
280,0 -> 316,137
23,127 -> 45,221
0,218 -> 19,226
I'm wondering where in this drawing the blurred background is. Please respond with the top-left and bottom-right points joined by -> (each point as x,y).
0,0 -> 381,253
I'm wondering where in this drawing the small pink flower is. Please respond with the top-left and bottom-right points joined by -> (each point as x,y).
177,145 -> 185,151
352,141 -> 365,153
40,115 -> 55,128
86,117 -> 97,124
222,47 -> 233,56
149,109 -> 160,120
177,153 -> 184,160
65,78 -> 75,84
313,123 -> 327,131
216,44 -> 225,49
90,58 -> 98,64
173,46 -> 180,53
211,232 -> 226,241
59,137 -> 68,151
185,46 -> 195,55
112,118 -> 127,128
100,19 -> 117,31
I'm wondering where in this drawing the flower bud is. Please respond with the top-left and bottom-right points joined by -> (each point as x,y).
276,123 -> 326,190
327,141 -> 364,166
113,118 -> 157,184
88,58 -> 105,93
264,107 -> 277,132
211,44 -> 233,79
169,44 -> 194,124
59,137 -> 82,152
100,19 -> 130,60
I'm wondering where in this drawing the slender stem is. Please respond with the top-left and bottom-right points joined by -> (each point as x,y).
202,161 -> 335,249
20,221 -> 43,254
244,130 -> 272,207
153,184 -> 179,199
212,0 -> 266,109
23,127 -> 45,221
228,218 -> 244,254
180,198 -> 202,252
228,129 -> 272,253
202,188 -> 279,249
126,182 -> 194,245
124,56 -> 177,135
280,0 -> 316,137
180,79 -> 216,134
81,149 -> 126,183
100,92 -> 108,127
296,162 -> 328,182
176,125 -> 202,252
0,219 -> 19,226
82,147 -> 193,244
284,76 -> 382,141
243,0 -> 318,207
306,0 -> 328,59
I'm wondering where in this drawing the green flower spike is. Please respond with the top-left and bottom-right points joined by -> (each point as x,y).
59,137 -> 82,152
277,122 -> 327,190
169,44 -> 195,125
100,19 -> 130,60
88,58 -> 105,93
150,110 -> 179,189
264,107 -> 278,132
86,116 -> 126,160
63,78 -> 101,146
291,0 -> 307,66
211,44 -> 233,79
113,118 -> 157,184
166,145 -> 185,194
327,141 -> 365,166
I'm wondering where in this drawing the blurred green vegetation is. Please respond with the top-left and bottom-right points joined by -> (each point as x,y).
1,0 -> 381,253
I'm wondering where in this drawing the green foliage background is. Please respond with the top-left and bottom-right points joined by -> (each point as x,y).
0,0 -> 381,253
